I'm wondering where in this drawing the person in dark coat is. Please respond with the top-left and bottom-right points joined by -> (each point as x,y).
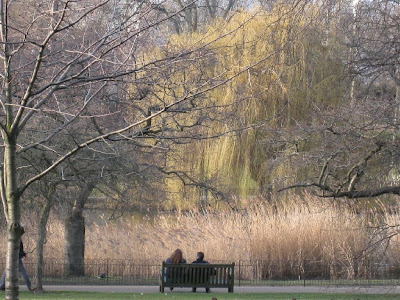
0,227 -> 32,291
191,251 -> 211,293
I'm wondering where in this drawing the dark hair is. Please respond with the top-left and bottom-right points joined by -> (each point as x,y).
169,249 -> 185,263
197,252 -> 204,260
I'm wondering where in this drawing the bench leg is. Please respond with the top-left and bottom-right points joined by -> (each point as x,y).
228,286 -> 234,293
160,285 -> 164,293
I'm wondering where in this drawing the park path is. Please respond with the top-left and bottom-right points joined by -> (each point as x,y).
19,285 -> 400,294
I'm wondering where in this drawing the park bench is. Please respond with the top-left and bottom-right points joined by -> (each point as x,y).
160,261 -> 235,293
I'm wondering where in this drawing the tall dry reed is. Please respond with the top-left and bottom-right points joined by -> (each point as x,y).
1,194 -> 399,278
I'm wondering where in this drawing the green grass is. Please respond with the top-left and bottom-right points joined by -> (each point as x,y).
14,291 -> 400,300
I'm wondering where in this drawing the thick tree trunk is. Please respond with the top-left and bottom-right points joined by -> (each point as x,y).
64,212 -> 85,277
63,183 -> 94,277
63,210 -> 85,277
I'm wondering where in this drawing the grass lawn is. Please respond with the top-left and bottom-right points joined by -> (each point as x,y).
13,291 -> 400,300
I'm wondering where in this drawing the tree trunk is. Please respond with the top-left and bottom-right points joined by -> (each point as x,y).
3,134 -> 23,300
5,224 -> 23,300
63,183 -> 94,277
33,185 -> 56,291
63,211 -> 85,277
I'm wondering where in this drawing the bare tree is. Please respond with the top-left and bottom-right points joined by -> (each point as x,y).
150,0 -> 242,33
0,0 -> 277,298
277,0 -> 400,199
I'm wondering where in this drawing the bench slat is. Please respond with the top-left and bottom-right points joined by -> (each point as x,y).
159,262 -> 235,293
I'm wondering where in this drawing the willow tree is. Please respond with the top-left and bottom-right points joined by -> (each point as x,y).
158,1 -> 348,208
0,0 -> 266,298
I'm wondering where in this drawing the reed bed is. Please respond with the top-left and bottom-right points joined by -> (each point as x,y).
1,194 -> 400,279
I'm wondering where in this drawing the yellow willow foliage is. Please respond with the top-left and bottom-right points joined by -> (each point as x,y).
157,4 -> 346,207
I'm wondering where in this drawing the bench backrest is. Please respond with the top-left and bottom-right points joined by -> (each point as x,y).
161,262 -> 235,287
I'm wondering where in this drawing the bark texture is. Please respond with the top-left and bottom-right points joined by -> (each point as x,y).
63,183 -> 94,277
63,211 -> 85,277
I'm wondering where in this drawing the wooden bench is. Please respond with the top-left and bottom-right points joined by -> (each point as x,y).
160,262 -> 235,293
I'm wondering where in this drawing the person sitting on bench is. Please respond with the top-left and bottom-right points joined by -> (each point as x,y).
192,251 -> 211,293
165,249 -> 186,291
